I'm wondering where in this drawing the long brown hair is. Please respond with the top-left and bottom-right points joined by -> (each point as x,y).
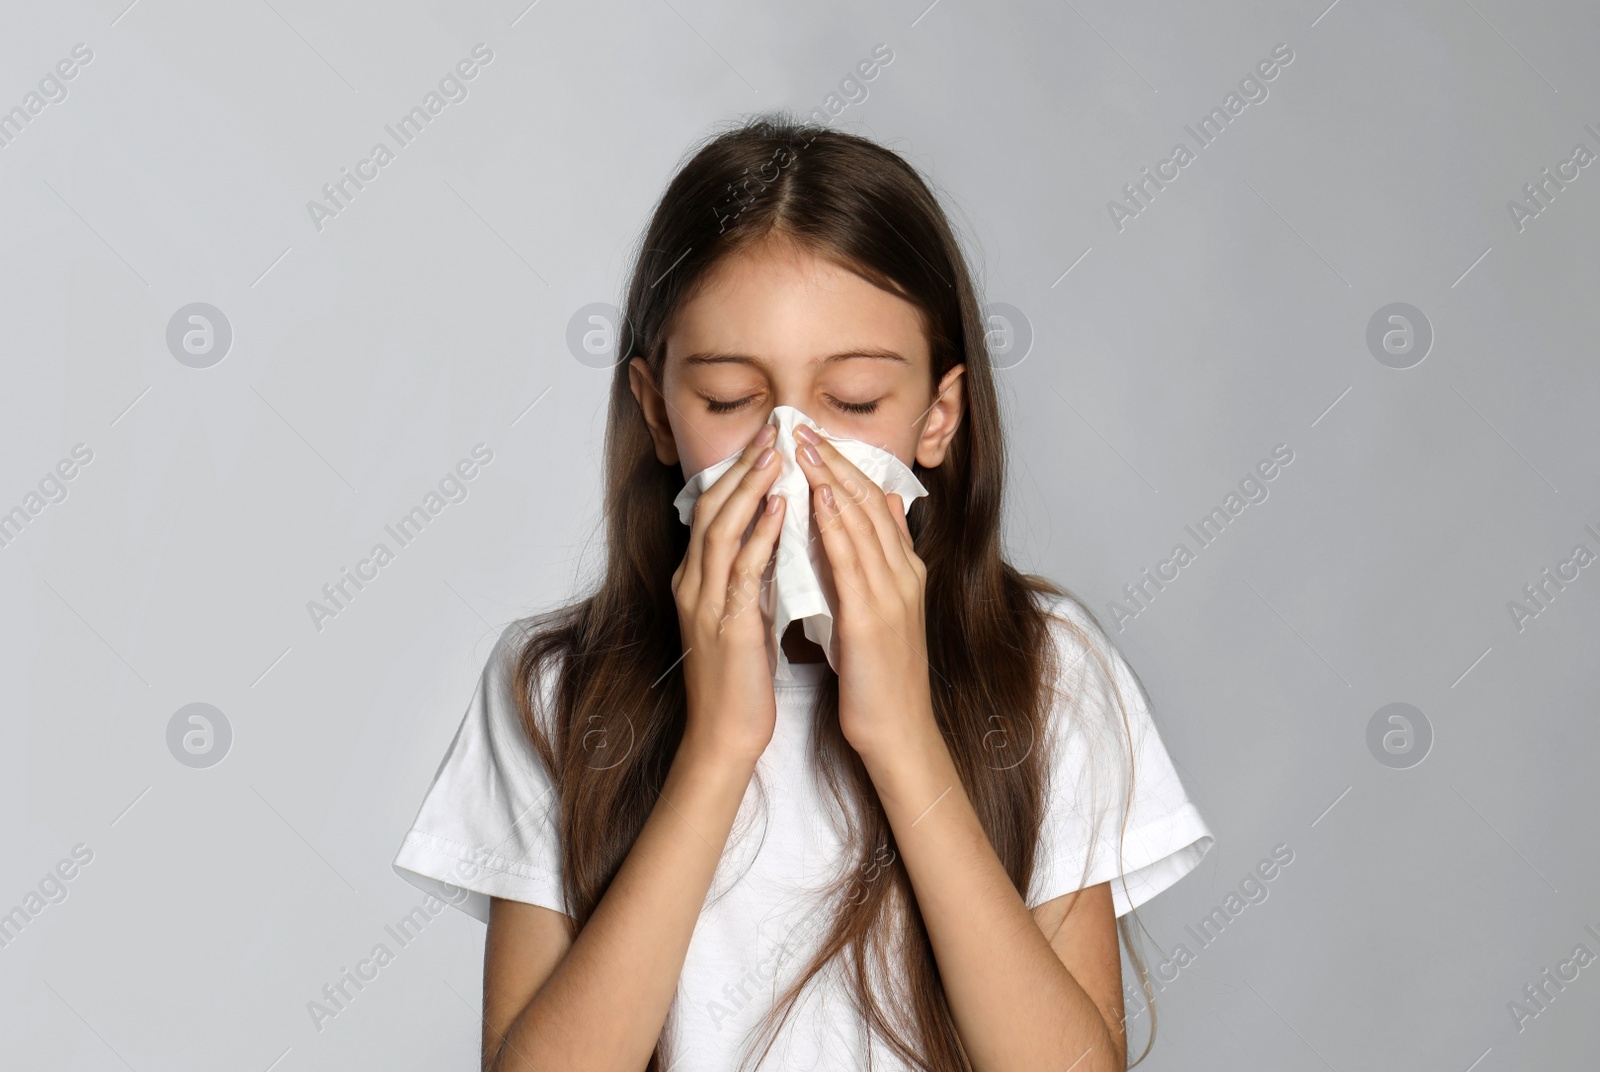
509,113 -> 1161,1070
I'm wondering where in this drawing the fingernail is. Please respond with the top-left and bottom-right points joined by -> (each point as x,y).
755,424 -> 777,447
819,484 -> 835,509
765,493 -> 781,514
754,446 -> 775,469
794,425 -> 818,443
800,443 -> 821,465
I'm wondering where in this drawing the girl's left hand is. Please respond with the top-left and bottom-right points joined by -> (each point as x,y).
792,424 -> 936,760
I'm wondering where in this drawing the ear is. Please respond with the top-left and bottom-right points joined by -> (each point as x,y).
629,357 -> 679,466
914,364 -> 966,468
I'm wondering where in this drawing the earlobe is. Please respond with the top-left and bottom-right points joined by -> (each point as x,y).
628,357 -> 680,466
914,364 -> 966,468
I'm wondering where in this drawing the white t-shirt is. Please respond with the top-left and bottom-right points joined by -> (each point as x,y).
392,590 -> 1214,1068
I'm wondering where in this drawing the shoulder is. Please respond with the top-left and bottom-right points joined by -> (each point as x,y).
1024,583 -> 1156,748
1028,584 -> 1120,642
1023,584 -> 1216,914
478,618 -> 533,706
392,616 -> 574,920
473,614 -> 567,744
483,617 -> 537,686
1027,586 -> 1131,696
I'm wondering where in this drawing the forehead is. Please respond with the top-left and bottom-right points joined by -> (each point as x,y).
664,241 -> 929,372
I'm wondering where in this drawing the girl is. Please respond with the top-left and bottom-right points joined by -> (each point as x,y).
394,114 -> 1214,1072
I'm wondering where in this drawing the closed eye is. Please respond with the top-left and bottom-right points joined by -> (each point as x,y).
828,396 -> 880,415
703,394 -> 879,416
704,394 -> 759,414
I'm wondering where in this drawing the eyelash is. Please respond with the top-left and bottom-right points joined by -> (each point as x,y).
833,398 -> 879,415
704,395 -> 879,415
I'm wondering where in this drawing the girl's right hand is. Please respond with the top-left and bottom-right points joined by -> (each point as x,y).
672,422 -> 787,767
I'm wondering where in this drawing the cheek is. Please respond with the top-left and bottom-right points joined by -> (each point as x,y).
845,415 -> 919,469
888,437 -> 920,468
674,424 -> 749,480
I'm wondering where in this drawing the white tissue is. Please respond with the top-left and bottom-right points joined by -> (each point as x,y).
671,405 -> 928,682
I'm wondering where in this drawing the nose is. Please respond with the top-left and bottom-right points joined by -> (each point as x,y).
767,399 -> 804,419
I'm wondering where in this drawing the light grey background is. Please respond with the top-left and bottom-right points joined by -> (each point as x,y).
3,0 -> 1597,1068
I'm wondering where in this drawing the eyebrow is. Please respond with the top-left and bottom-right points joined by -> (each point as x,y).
680,347 -> 911,368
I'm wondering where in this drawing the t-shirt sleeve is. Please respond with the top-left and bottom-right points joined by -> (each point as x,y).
391,620 -> 568,924
1026,595 -> 1215,917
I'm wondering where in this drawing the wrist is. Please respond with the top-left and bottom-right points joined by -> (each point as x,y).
677,725 -> 765,777
844,683 -> 937,761
857,718 -> 955,821
852,708 -> 943,777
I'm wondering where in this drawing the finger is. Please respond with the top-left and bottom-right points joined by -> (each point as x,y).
804,432 -> 907,564
723,493 -> 785,631
810,480 -> 871,600
677,499 -> 705,598
883,493 -> 926,587
885,492 -> 915,557
794,432 -> 896,589
698,433 -> 784,611
682,424 -> 777,599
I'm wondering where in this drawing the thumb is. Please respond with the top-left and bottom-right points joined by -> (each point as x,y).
886,493 -> 912,544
